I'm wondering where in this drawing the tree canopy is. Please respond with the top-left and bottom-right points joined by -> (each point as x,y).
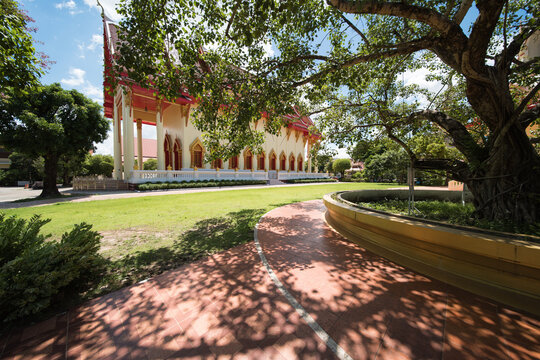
0,0 -> 45,91
333,158 -> 351,177
113,0 -> 540,222
0,83 -> 109,196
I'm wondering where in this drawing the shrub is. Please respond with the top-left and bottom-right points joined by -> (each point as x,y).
284,178 -> 337,184
136,180 -> 266,190
0,214 -> 104,323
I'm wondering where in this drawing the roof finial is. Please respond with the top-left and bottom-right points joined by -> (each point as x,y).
96,0 -> 105,19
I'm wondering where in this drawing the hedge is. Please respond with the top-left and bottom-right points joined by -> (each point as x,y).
136,179 -> 267,191
283,178 -> 337,184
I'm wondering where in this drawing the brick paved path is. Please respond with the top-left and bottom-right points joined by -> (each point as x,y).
1,200 -> 539,359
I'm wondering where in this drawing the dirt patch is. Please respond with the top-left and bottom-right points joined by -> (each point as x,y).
99,228 -> 171,258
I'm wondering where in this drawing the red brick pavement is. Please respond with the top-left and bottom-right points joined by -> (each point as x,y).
1,200 -> 539,359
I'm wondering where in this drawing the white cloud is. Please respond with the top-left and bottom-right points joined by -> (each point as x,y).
142,124 -> 157,140
55,0 -> 82,15
335,147 -> 349,159
82,82 -> 103,103
83,0 -> 122,22
401,68 -> 442,94
94,129 -> 114,155
401,67 -> 445,108
87,34 -> 104,51
61,68 -> 104,103
61,68 -> 86,86
262,41 -> 274,58
55,0 -> 76,10
77,42 -> 85,59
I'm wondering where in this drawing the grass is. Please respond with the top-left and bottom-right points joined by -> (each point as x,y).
357,199 -> 540,237
2,182 -> 395,301
11,193 -> 80,203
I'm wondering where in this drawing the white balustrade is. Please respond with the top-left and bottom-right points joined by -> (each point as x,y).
277,171 -> 330,181
128,169 -> 327,183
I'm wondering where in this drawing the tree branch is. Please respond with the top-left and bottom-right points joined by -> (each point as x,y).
384,125 -> 416,162
514,82 -> 540,120
498,26 -> 535,70
453,0 -> 473,24
225,0 -> 240,41
327,0 -> 461,35
467,1 -> 504,70
340,14 -> 370,47
415,158 -> 470,182
518,103 -> 540,129
292,37 -> 433,87
261,55 -> 331,76
410,109 -> 484,162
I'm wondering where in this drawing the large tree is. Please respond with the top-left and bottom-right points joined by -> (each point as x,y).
0,83 -> 109,197
113,0 -> 539,222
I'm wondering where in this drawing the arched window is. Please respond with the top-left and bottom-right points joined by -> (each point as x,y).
269,151 -> 277,171
164,134 -> 172,170
193,145 -> 203,168
173,139 -> 182,170
257,152 -> 266,170
289,154 -> 295,171
211,158 -> 222,169
244,149 -> 253,170
190,138 -> 205,169
229,156 -> 239,169
297,155 -> 303,172
280,152 -> 287,171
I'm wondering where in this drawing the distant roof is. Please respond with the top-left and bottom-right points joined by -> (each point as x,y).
120,138 -> 157,159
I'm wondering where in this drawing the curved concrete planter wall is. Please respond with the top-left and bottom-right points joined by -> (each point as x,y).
323,190 -> 540,316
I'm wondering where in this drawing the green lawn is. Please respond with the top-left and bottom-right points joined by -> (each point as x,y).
3,183 -> 392,236
2,183 -> 394,298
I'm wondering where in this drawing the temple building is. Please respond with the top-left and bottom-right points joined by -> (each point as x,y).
101,16 -> 325,184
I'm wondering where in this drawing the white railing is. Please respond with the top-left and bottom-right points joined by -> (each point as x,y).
277,171 -> 330,180
129,169 -> 269,184
128,169 -> 329,184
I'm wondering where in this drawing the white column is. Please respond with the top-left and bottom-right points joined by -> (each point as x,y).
136,118 -> 143,170
264,152 -> 269,172
156,100 -> 165,170
239,151 -> 245,170
307,140 -> 312,173
112,97 -> 122,180
122,89 -> 134,180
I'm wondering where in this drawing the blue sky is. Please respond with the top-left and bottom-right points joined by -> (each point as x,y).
20,0 -> 128,155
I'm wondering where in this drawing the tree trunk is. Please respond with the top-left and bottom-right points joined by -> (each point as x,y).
463,78 -> 540,223
40,154 -> 61,198
62,166 -> 70,187
465,126 -> 540,223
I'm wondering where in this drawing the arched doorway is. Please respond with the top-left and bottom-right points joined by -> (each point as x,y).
270,151 -> 277,171
190,138 -> 205,169
257,152 -> 266,170
229,156 -> 239,169
280,152 -> 287,171
297,154 -> 303,172
289,154 -> 295,171
211,158 -> 223,169
164,134 -> 172,169
173,139 -> 182,170
244,149 -> 253,170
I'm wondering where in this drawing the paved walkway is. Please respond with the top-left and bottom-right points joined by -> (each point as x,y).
1,200 -> 539,359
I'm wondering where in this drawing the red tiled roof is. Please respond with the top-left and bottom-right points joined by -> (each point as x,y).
102,17 -> 320,140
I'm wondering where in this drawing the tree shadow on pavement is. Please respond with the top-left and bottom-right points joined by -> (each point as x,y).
98,208 -> 266,296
